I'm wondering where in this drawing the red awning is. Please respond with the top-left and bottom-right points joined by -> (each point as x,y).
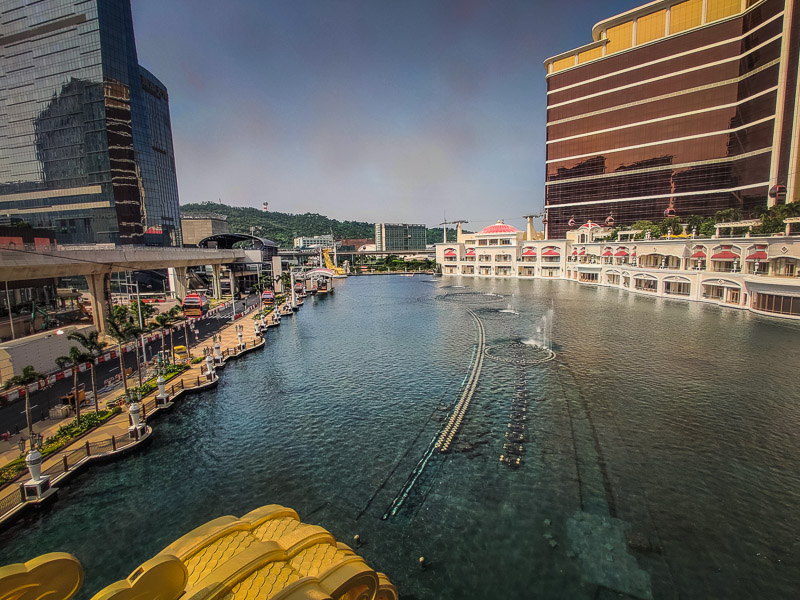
571,249 -> 577,256
522,248 -> 536,256
614,250 -> 629,257
746,251 -> 767,261
465,248 -> 475,256
542,249 -> 560,257
631,251 -> 637,257
691,250 -> 706,259
711,250 -> 739,260
602,250 -> 613,257
579,249 -> 586,256
444,250 -> 457,258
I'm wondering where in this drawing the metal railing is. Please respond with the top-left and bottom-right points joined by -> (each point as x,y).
0,489 -> 22,517
66,447 -> 87,468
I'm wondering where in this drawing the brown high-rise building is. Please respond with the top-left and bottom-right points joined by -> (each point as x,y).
543,0 -> 800,239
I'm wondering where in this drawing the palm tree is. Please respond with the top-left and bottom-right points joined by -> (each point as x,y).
153,306 -> 183,367
67,330 -> 108,414
56,346 -> 91,423
153,311 -> 172,367
107,306 -> 137,401
2,365 -> 43,437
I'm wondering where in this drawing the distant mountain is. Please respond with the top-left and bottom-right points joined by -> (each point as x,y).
180,202 -> 375,248
180,203 -> 469,248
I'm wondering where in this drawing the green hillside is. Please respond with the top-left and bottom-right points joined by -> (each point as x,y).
180,202 -> 467,248
180,202 -> 375,248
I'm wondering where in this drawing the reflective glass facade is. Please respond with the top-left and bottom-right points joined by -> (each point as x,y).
375,223 -> 428,252
543,0 -> 800,239
0,0 -> 181,245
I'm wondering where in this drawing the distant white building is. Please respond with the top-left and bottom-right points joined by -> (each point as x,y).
436,217 -> 800,320
436,218 -> 563,278
294,234 -> 335,250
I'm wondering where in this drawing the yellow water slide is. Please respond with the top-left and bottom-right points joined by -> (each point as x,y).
322,248 -> 347,276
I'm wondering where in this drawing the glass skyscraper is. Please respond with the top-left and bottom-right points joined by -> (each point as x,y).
543,0 -> 800,239
0,0 -> 182,245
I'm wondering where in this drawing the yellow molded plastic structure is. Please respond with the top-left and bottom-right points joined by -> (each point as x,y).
0,506 -> 396,600
0,552 -> 84,600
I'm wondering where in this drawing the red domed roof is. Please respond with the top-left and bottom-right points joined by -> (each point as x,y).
478,220 -> 521,235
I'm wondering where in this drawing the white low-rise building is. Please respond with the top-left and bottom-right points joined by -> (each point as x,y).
435,218 -> 565,279
436,220 -> 800,320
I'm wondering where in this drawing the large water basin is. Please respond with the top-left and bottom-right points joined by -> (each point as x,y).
1,275 -> 798,600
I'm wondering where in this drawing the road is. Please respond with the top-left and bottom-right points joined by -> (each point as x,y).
0,294 -> 260,436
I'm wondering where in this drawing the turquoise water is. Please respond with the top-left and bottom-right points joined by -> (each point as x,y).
1,275 -> 799,599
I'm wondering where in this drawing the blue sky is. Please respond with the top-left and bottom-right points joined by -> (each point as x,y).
131,0 -> 635,231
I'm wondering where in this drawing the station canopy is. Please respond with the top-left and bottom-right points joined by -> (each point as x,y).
198,233 -> 277,251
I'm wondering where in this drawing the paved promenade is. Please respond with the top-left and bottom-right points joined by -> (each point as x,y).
0,307 -> 269,523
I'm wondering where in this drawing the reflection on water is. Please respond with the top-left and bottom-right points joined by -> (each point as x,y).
1,275 -> 799,600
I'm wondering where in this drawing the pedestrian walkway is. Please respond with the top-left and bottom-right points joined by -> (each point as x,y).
0,308 -> 266,524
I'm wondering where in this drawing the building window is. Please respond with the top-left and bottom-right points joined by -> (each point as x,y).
634,277 -> 657,292
752,292 -> 800,316
769,258 -> 797,277
664,281 -> 691,295
478,239 -> 488,246
670,0 -> 703,34
478,255 -> 491,262
499,238 -> 512,245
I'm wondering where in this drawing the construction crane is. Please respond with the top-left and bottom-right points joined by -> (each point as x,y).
322,248 -> 347,276
439,219 -> 467,243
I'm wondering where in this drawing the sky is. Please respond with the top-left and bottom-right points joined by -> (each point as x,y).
131,0 -> 635,232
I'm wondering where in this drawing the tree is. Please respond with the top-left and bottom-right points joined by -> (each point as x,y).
631,220 -> 663,239
107,305 -> 138,400
714,208 -> 742,223
752,203 -> 800,235
130,300 -> 157,329
3,365 -> 43,437
153,305 -> 182,366
685,215 -> 706,234
659,217 -> 683,236
56,346 -> 92,423
699,218 -> 717,238
67,330 -> 108,414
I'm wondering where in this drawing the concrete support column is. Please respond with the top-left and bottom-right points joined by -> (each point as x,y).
272,256 -> 283,293
229,268 -> 238,298
211,264 -> 223,299
167,267 -> 187,299
86,273 -> 111,334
